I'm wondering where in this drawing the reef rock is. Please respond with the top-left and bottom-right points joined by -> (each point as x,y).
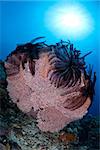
5,38 -> 96,132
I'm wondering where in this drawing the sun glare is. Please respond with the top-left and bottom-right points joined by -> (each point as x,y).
45,4 -> 94,40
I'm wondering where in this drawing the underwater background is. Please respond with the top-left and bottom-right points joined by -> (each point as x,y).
0,0 -> 100,116
0,0 -> 100,150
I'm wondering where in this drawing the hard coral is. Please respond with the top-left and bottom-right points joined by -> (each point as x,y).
5,38 -> 96,132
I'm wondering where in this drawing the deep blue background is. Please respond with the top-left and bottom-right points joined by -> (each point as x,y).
0,0 -> 99,116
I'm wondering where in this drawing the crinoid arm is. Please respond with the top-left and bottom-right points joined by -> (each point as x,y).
5,37 -> 48,76
47,41 -> 96,110
47,41 -> 92,88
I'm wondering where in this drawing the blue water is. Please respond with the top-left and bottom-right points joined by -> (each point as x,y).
0,0 -> 99,116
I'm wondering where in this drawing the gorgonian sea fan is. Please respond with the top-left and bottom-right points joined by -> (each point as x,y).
5,37 -> 96,132
48,40 -> 92,88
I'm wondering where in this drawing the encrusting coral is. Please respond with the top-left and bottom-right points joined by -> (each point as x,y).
5,37 -> 96,132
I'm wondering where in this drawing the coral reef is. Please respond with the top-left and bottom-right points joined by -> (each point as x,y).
5,38 -> 96,132
0,61 -> 99,150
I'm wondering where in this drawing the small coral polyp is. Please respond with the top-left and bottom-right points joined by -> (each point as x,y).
5,37 -> 96,132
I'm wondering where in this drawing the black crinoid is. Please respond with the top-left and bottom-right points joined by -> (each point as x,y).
6,37 -> 47,76
48,40 -> 93,88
